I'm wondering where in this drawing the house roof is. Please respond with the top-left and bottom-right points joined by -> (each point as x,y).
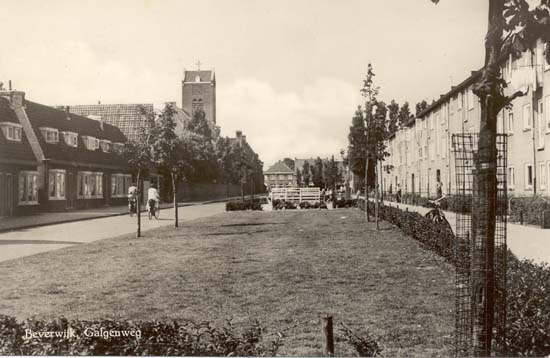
55,104 -> 154,142
294,158 -> 344,173
264,161 -> 294,174
183,70 -> 215,83
25,101 -> 128,168
0,97 -> 38,164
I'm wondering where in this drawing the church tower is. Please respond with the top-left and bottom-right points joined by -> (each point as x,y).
182,64 -> 216,127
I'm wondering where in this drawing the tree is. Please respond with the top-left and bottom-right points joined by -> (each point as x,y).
431,0 -> 550,354
312,157 -> 324,187
296,168 -> 302,187
123,109 -> 153,238
398,101 -> 413,127
302,161 -> 311,186
185,108 -> 217,183
216,136 -> 241,194
415,100 -> 428,116
347,105 -> 368,182
324,155 -> 342,194
283,158 -> 295,171
150,103 -> 186,228
387,100 -> 400,135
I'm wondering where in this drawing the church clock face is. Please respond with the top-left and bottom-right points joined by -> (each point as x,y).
192,86 -> 202,95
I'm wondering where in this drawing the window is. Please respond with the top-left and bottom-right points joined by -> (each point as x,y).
467,89 -> 475,110
61,131 -> 78,147
113,142 -> 124,154
440,135 -> 447,159
18,171 -> 38,205
100,140 -> 112,152
270,174 -> 276,180
537,99 -> 545,149
39,127 -> 59,143
287,174 -> 293,180
0,122 -> 22,142
508,112 -> 514,134
525,164 -> 533,190
264,175 -> 268,182
278,174 -> 284,180
78,172 -> 104,198
508,167 -> 515,190
497,111 -> 504,134
545,96 -> 550,133
48,169 -> 66,200
523,103 -> 532,130
111,173 -> 131,198
457,92 -> 463,111
424,145 -> 428,160
82,136 -> 99,150
539,162 -> 546,190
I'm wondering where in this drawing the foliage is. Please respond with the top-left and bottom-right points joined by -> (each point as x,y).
184,108 -> 217,183
398,101 -> 413,128
415,100 -> 428,116
324,155 -> 341,190
216,136 -> 241,185
334,199 -> 357,208
509,195 -> 550,225
283,158 -> 295,171
226,200 -> 263,211
347,106 -> 368,178
295,168 -> 302,187
0,316 -> 282,356
359,199 -> 550,356
186,107 -> 212,139
387,100 -> 400,135
271,199 -> 297,210
302,161 -> 311,186
338,323 -> 382,357
312,157 -> 324,187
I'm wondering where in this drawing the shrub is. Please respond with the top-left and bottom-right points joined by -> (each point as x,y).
358,199 -> 550,356
226,200 -> 263,211
334,199 -> 358,208
509,196 -> 550,226
0,316 -> 282,356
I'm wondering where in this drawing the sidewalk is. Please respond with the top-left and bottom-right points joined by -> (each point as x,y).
0,195 -> 257,233
372,199 -> 550,265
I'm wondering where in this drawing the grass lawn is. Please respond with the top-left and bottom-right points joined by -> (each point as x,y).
0,208 -> 455,356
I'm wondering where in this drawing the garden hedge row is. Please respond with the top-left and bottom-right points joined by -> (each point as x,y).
358,199 -> 550,357
0,317 -> 282,356
509,195 -> 550,226
226,200 -> 263,211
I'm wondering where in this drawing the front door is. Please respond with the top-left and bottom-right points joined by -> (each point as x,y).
0,173 -> 14,217
66,172 -> 74,209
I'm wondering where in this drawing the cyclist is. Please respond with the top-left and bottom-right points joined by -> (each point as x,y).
147,183 -> 160,216
127,182 -> 138,215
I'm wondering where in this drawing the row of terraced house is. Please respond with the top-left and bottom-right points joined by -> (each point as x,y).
382,38 -> 550,198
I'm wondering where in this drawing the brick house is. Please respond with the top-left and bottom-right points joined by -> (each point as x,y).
0,89 -> 134,216
264,161 -> 296,189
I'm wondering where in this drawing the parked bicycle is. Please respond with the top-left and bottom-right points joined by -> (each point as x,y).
424,196 -> 452,233
148,199 -> 159,220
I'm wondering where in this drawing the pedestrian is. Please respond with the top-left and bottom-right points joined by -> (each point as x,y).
396,184 -> 402,203
436,180 -> 443,199
147,184 -> 160,212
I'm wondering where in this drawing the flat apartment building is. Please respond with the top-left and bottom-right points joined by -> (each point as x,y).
383,38 -> 550,198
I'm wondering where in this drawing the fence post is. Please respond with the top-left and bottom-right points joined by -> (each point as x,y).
322,316 -> 334,356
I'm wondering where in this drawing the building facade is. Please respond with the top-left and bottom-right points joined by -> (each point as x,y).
264,161 -> 296,189
182,69 -> 216,130
383,40 -> 550,198
0,89 -> 134,217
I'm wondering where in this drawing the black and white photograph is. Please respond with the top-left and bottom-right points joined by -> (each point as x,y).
1,0 -> 550,356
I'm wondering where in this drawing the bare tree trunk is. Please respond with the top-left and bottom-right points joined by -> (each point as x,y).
364,157 -> 369,221
471,0 -> 505,354
172,171 -> 178,228
375,161 -> 379,230
136,169 -> 141,238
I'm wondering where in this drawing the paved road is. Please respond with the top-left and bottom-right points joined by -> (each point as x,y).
0,203 -> 225,263
387,201 -> 550,265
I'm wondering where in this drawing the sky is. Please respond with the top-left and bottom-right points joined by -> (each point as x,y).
0,0 -> 490,167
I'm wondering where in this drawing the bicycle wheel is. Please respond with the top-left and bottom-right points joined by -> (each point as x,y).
148,209 -> 152,220
154,206 -> 159,219
425,210 -> 435,220
129,203 -> 135,217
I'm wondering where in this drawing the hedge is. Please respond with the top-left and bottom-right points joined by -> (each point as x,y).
509,195 -> 550,226
0,317 -> 282,356
226,200 -> 263,211
358,199 -> 550,356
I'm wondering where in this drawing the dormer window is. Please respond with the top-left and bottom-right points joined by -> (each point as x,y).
39,127 -> 59,144
0,122 -> 22,142
100,139 -> 112,152
61,131 -> 78,147
195,75 -> 201,82
82,136 -> 99,150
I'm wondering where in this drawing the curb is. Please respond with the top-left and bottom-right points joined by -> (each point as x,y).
0,197 -> 248,234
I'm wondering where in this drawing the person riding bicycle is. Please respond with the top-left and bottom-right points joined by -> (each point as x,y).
147,184 -> 160,213
128,183 -> 138,210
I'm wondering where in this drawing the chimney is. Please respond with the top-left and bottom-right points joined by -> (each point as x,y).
8,80 -> 12,91
65,106 -> 71,120
98,100 -> 101,105
242,135 -> 247,143
236,130 -> 243,146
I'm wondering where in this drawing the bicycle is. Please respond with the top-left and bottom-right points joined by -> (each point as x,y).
425,196 -> 452,233
148,199 -> 159,220
128,198 -> 137,217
